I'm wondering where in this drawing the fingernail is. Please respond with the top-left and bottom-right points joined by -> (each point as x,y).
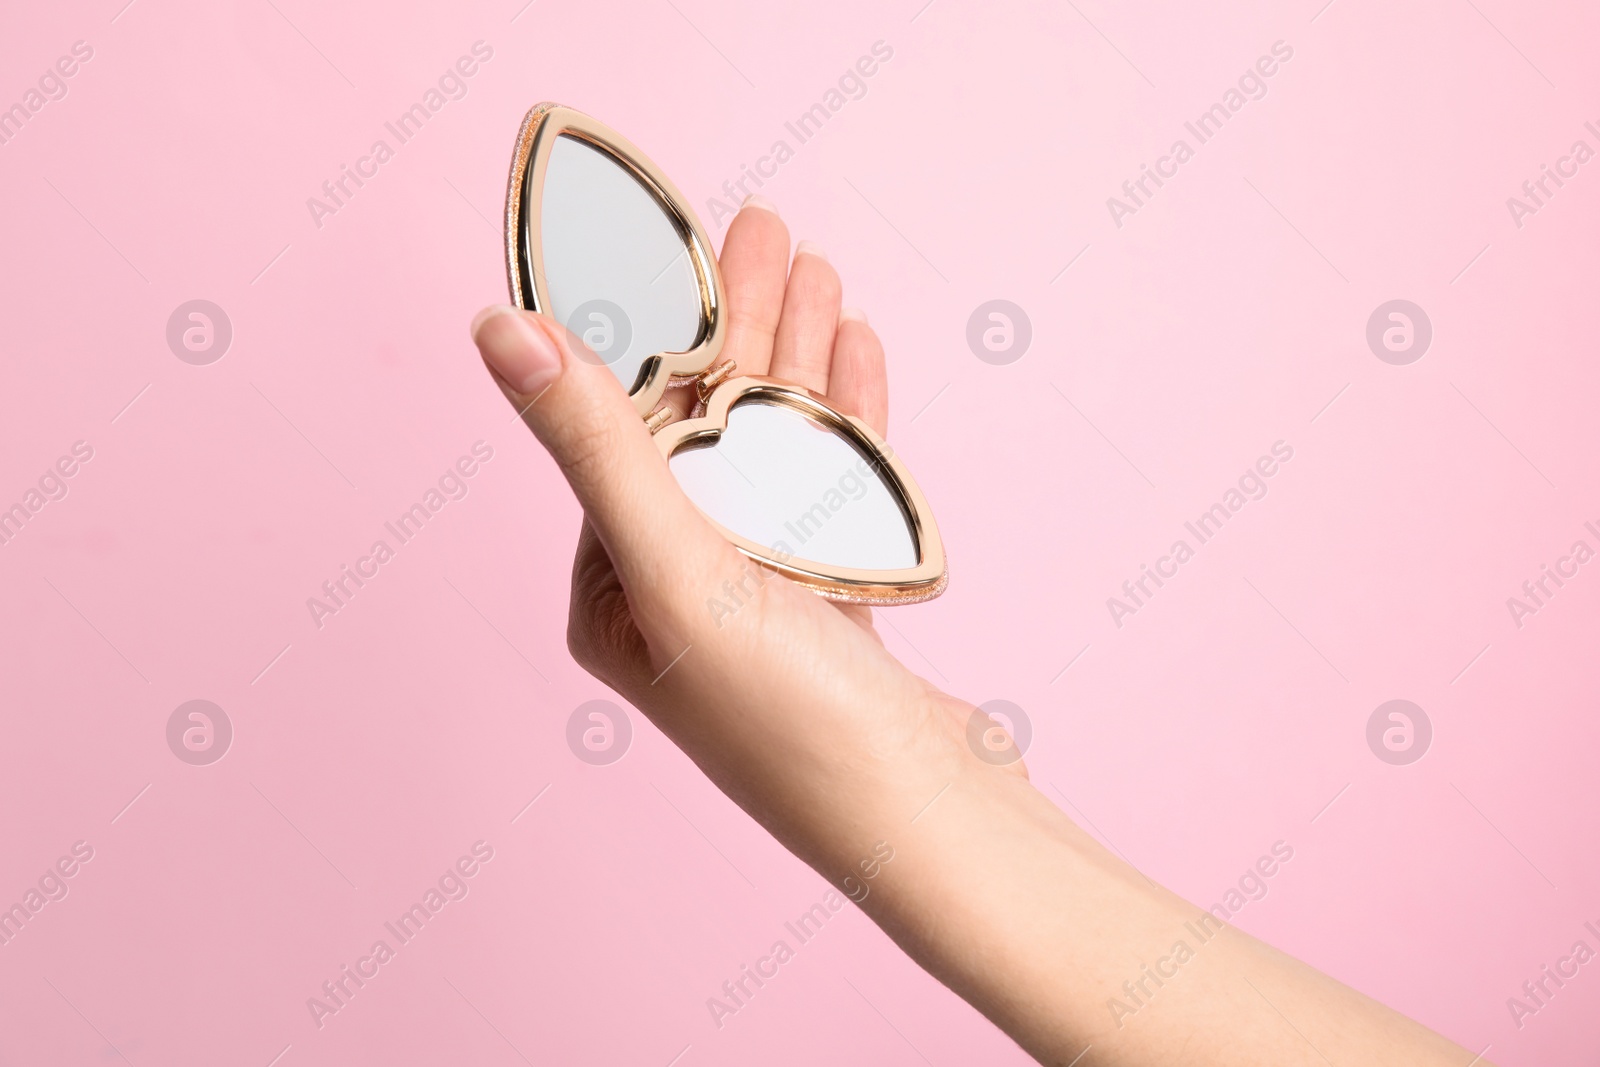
469,304 -> 516,338
472,305 -> 562,395
796,240 -> 827,262
742,194 -> 778,215
839,306 -> 868,325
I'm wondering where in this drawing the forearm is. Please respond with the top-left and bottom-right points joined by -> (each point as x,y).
622,582 -> 1479,1064
848,762 -> 1483,1066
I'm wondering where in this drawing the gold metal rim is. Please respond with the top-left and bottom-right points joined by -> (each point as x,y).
503,103 -> 727,419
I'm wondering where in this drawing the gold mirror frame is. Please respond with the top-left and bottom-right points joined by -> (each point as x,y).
503,102 -> 947,605
654,377 -> 947,606
504,103 -> 726,419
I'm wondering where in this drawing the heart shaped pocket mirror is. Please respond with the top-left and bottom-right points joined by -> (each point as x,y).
504,103 -> 946,605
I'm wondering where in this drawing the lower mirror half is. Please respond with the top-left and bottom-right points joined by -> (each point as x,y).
667,397 -> 918,571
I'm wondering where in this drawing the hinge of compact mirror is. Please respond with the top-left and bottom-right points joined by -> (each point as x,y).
643,359 -> 737,434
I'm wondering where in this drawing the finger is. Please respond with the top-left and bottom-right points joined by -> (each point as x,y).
471,305 -> 733,621
825,308 -> 889,437
567,516 -> 655,689
833,602 -> 884,643
717,196 -> 789,378
768,242 -> 841,394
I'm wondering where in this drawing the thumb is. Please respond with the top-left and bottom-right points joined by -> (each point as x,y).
469,304 -> 732,613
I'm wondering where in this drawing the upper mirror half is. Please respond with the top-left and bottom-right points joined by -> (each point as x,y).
535,134 -> 703,393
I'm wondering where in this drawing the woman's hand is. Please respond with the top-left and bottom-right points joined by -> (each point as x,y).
469,197 -> 999,871
470,197 -> 1485,1066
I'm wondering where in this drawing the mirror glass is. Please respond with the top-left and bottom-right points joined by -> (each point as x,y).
538,134 -> 702,392
669,399 -> 917,570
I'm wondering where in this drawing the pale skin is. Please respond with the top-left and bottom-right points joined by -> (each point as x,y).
469,196 -> 1487,1066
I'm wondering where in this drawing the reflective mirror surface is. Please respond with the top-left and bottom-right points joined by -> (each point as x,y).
539,134 -> 702,392
669,399 -> 917,570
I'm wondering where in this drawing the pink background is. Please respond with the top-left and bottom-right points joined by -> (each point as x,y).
2,0 -> 1597,1063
